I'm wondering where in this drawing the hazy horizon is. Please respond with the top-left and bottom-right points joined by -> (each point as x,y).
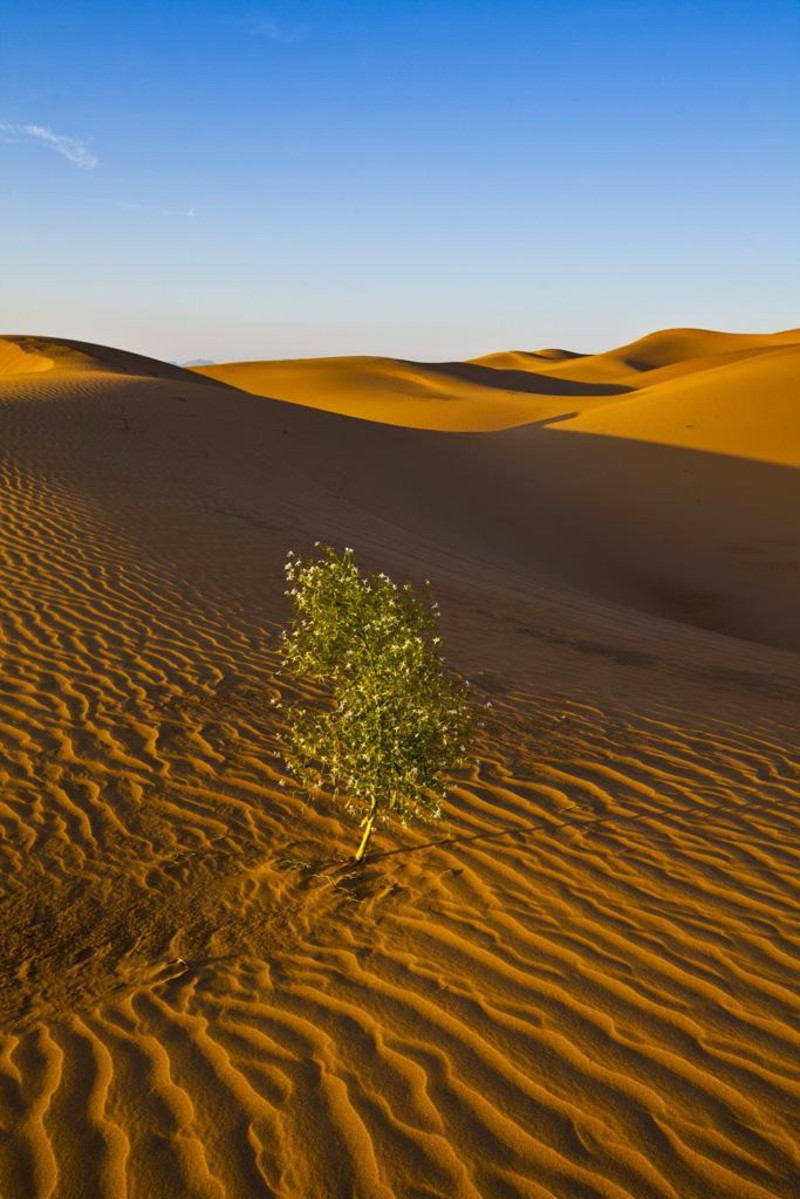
2,0 -> 798,363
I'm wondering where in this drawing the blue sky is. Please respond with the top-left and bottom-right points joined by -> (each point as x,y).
2,1 -> 798,362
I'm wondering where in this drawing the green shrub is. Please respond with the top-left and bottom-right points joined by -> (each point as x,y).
276,545 -> 472,861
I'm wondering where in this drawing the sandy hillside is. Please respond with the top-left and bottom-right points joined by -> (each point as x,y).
193,354 -> 631,431
0,329 -> 798,1198
199,329 -> 800,651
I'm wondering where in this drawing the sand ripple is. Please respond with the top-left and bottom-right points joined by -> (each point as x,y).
0,357 -> 798,1197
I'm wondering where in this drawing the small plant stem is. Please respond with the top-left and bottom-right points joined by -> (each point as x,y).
354,797 -> 379,862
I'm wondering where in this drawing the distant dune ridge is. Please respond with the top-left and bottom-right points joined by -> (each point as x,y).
194,325 -> 800,448
193,326 -> 800,650
0,326 -> 798,1197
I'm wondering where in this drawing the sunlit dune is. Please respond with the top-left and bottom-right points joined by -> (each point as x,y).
469,347 -> 586,369
1,326 -> 798,1197
0,333 -> 229,385
517,325 -> 800,386
0,337 -> 55,376
558,341 -> 800,466
194,354 -> 630,431
196,326 -> 800,442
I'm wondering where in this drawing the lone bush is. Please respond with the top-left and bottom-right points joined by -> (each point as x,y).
276,545 -> 472,861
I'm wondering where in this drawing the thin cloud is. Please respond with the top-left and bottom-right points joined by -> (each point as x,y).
0,121 -> 97,168
235,12 -> 305,41
120,200 -> 196,218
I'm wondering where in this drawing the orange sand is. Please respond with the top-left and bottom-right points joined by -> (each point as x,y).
194,354 -> 631,431
0,329 -> 798,1197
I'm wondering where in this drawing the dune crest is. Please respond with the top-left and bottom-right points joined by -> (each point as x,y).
557,341 -> 800,467
0,337 -> 55,376
469,348 -> 586,369
195,325 -> 800,438
516,325 -> 800,387
0,334 -> 228,385
195,353 -> 625,432
1,327 -> 798,1196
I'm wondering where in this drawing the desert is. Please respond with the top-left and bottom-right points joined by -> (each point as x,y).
0,327 -> 798,1197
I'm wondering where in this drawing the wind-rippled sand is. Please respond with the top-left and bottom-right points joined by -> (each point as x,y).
1,332 -> 798,1197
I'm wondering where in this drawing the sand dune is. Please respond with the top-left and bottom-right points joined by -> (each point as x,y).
505,326 -> 800,387
0,328 -> 798,1197
193,354 -> 630,431
197,326 -> 800,433
471,348 -> 585,369
557,341 -> 800,465
194,328 -> 800,651
0,339 -> 54,377
0,334 -> 227,386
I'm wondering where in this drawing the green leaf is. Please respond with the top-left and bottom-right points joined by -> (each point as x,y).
276,545 -> 472,858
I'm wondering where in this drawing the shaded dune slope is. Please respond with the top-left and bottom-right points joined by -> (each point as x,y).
194,328 -> 800,652
0,331 -> 798,1197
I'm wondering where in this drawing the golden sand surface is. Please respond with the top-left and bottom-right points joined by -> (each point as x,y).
1,330 -> 798,1197
193,354 -> 631,431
